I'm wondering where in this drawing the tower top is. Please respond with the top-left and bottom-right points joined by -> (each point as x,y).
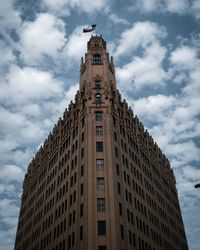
80,35 -> 116,90
87,35 -> 106,50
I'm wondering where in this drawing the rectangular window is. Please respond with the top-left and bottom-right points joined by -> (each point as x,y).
98,246 -> 107,250
68,235 -> 71,249
97,198 -> 106,212
80,203 -> 83,217
95,80 -> 101,88
81,165 -> 84,176
115,147 -> 118,157
96,126 -> 103,136
80,183 -> 83,195
97,178 -> 105,191
114,132 -> 117,141
127,209 -> 130,222
82,132 -> 84,142
120,224 -> 124,239
82,118 -> 84,127
116,164 -> 120,176
81,148 -> 84,158
72,232 -> 75,246
117,182 -> 121,194
96,142 -> 103,152
96,159 -> 104,171
119,202 -> 122,216
73,211 -> 76,223
129,230 -> 132,245
93,54 -> 101,64
96,112 -> 102,121
98,221 -> 106,235
80,226 -> 83,241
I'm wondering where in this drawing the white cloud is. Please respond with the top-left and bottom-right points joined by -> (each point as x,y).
134,0 -> 189,14
170,45 -> 200,101
134,94 -> 175,120
134,0 -> 200,19
0,107 -> 25,129
20,104 -> 42,117
42,83 -> 79,117
183,67 -> 200,98
43,0 -> 109,15
0,199 -> 19,220
0,0 -> 21,30
62,27 -> 92,65
183,165 -> 200,181
0,184 -> 15,194
134,0 -> 161,12
166,0 -> 189,13
139,93 -> 200,147
116,43 -> 167,90
0,40 -> 16,67
170,46 -> 198,70
0,198 -> 20,250
191,0 -> 200,19
0,65 -> 63,104
20,13 -> 67,64
0,165 -> 24,183
165,141 -> 200,163
108,14 -> 129,25
114,21 -> 167,58
0,107 -> 50,150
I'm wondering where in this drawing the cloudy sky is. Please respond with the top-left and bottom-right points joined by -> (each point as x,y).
0,0 -> 200,249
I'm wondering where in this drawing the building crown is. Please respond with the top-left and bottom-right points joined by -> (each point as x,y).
87,35 -> 107,50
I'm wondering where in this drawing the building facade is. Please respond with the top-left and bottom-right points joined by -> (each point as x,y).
14,35 -> 188,250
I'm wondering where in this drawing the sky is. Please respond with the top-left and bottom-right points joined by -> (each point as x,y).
0,0 -> 200,249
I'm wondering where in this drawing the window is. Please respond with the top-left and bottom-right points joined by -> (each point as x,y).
80,226 -> 83,241
120,224 -> 124,239
115,147 -> 118,157
96,112 -> 102,121
116,164 -> 120,176
98,246 -> 107,250
82,118 -> 84,127
114,132 -> 117,141
129,230 -> 132,245
72,232 -> 75,246
97,178 -> 105,191
80,183 -> 83,195
97,198 -> 106,212
96,94 -> 101,104
117,182 -> 121,194
96,159 -> 104,171
127,209 -> 130,222
80,204 -> 83,217
95,80 -> 101,88
81,148 -> 84,158
93,54 -> 101,64
98,221 -> 106,235
81,165 -> 84,176
68,235 -> 71,249
82,132 -> 84,142
96,142 -> 103,152
119,202 -> 122,216
73,210 -> 76,223
96,126 -> 103,136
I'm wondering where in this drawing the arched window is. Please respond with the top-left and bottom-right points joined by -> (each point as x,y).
96,94 -> 101,104
93,54 -> 101,64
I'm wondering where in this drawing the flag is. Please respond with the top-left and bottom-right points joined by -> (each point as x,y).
83,24 -> 96,33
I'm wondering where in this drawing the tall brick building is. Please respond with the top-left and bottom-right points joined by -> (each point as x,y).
14,35 -> 188,250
